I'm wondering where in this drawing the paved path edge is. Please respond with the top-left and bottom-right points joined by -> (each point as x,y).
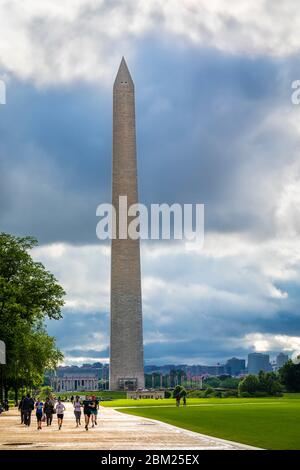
115,408 -> 263,451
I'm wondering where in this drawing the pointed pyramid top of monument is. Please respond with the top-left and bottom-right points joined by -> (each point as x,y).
114,56 -> 134,89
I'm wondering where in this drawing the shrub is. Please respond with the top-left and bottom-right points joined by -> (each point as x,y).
187,390 -> 206,398
239,375 -> 260,396
222,390 -> 238,398
239,391 -> 251,398
252,391 -> 269,397
173,385 -> 187,399
204,387 -> 214,397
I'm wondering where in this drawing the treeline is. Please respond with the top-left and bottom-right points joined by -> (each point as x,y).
0,233 -> 65,403
186,363 -> 300,398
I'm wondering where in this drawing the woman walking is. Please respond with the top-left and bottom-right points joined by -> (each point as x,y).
44,397 -> 54,426
73,396 -> 82,427
55,397 -> 66,430
35,398 -> 44,430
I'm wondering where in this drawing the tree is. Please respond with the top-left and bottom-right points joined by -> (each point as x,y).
279,360 -> 300,392
0,233 -> 65,400
203,377 -> 221,388
173,385 -> 186,399
239,372 -> 282,397
220,376 -> 240,389
258,371 -> 282,396
238,375 -> 260,395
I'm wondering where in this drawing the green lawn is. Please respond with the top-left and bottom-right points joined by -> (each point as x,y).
52,390 -> 126,400
100,396 -> 282,407
103,395 -> 300,450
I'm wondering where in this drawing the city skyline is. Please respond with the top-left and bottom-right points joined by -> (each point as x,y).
57,351 -> 290,370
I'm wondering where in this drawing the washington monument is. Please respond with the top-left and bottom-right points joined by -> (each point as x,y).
109,57 -> 145,390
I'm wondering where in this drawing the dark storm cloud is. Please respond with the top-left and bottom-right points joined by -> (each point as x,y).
1,39 -> 298,244
2,36 -> 300,365
64,348 -> 109,358
46,309 -> 109,352
0,79 -> 111,243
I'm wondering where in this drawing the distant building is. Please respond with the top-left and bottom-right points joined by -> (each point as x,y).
52,372 -> 98,392
225,357 -> 246,376
276,352 -> 289,369
248,353 -> 271,375
50,365 -> 104,392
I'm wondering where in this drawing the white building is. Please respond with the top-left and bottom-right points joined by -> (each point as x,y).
52,374 -> 98,392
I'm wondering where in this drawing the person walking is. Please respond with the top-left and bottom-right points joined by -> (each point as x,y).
90,396 -> 99,427
35,398 -> 44,430
55,398 -> 65,430
22,393 -> 35,426
94,396 -> 100,426
44,397 -> 54,426
90,398 -> 96,428
83,396 -> 92,431
183,395 -> 187,407
18,396 -> 25,424
176,395 -> 180,407
73,396 -> 82,427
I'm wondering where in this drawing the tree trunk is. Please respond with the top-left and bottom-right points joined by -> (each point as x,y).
14,386 -> 18,406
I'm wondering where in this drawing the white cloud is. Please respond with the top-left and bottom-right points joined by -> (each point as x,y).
32,233 -> 300,318
33,243 -> 110,312
1,0 -> 300,85
32,229 -> 300,362
62,355 -> 109,366
244,332 -> 300,358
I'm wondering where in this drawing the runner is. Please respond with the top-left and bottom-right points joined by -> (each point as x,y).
83,395 -> 92,431
35,398 -> 44,430
94,396 -> 100,426
55,397 -> 66,430
90,395 -> 99,427
44,397 -> 54,426
22,393 -> 35,426
18,396 -> 25,424
73,396 -> 82,427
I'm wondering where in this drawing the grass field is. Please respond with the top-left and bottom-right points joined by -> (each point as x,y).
102,394 -> 300,450
49,390 -> 126,400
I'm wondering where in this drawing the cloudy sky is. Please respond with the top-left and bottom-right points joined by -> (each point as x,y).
1,0 -> 300,366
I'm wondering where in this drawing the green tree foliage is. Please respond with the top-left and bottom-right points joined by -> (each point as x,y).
258,371 -> 282,396
203,377 -> 221,388
173,385 -> 187,399
0,233 -> 65,400
279,360 -> 300,392
203,387 -> 214,397
238,372 -> 282,397
239,375 -> 260,395
219,376 -> 240,389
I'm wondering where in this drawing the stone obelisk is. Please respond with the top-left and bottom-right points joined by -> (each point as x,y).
110,57 -> 145,391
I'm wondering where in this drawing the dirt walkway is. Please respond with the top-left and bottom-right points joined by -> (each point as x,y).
0,403 -> 257,450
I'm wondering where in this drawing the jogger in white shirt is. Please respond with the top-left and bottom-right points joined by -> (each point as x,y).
55,398 -> 66,430
73,396 -> 82,427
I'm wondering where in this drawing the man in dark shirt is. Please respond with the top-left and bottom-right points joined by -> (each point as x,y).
18,396 -> 25,423
83,396 -> 92,431
22,393 -> 35,426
